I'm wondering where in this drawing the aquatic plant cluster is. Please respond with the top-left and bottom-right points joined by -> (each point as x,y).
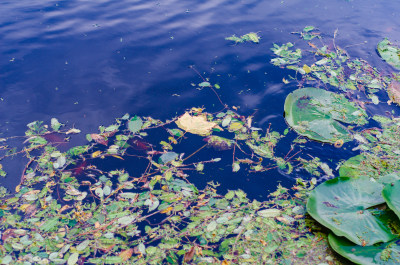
1,27 -> 400,264
0,111 -> 333,264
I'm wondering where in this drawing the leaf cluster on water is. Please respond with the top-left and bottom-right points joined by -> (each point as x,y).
0,107 -> 339,264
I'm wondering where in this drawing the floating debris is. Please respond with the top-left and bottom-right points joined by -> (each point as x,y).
225,32 -> 260,44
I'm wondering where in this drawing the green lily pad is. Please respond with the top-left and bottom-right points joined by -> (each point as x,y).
339,155 -> 365,178
284,87 -> 367,143
329,233 -> 400,265
377,38 -> 400,70
307,176 -> 397,246
383,179 -> 400,220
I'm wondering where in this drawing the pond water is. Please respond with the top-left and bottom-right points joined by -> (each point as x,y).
1,0 -> 400,197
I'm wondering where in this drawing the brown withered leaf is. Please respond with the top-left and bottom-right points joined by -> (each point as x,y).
90,133 -> 108,146
103,130 -> 117,138
183,246 -> 196,263
2,229 -> 17,241
388,81 -> 400,105
119,248 -> 134,262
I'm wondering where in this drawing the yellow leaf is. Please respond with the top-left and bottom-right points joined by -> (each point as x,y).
303,64 -> 311,73
46,181 -> 56,188
191,107 -> 204,113
160,206 -> 173,214
228,122 -> 243,132
176,112 -> 217,136
198,194 -> 206,200
15,185 -> 20,193
91,151 -> 102,158
58,205 -> 72,214
222,261 -> 230,265
282,77 -> 289,84
112,155 -> 124,160
19,204 -> 31,211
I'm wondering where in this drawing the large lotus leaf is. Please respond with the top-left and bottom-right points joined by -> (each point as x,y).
383,179 -> 400,220
329,233 -> 400,265
307,176 -> 397,246
377,38 -> 400,70
284,87 -> 367,143
379,173 -> 400,186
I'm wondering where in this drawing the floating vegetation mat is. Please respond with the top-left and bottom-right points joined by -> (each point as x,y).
0,110 -> 338,264
3,27 -> 400,264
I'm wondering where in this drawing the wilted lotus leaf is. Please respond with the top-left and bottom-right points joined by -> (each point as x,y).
329,233 -> 400,265
307,176 -> 397,246
387,81 -> 400,105
176,112 -> 218,136
284,87 -> 367,143
377,38 -> 400,70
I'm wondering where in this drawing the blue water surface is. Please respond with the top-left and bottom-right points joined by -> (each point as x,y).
1,0 -> 400,197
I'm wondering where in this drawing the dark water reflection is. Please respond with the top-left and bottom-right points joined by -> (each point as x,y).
1,0 -> 400,197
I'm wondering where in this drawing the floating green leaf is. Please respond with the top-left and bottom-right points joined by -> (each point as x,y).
284,87 -> 367,143
128,116 -> 143,134
225,32 -> 260,44
159,152 -> 178,164
377,38 -> 400,70
329,233 -> 400,265
307,176 -> 397,246
339,155 -> 365,178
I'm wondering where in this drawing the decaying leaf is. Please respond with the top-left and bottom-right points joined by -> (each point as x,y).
119,248 -> 134,261
183,246 -> 196,263
176,112 -> 218,136
91,133 -> 108,146
388,81 -> 400,106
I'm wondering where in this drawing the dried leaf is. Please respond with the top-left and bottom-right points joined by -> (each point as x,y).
91,134 -> 108,146
119,248 -> 134,262
91,151 -> 102,158
183,246 -> 196,263
388,81 -> 400,105
176,112 -> 217,136
66,128 -> 81,135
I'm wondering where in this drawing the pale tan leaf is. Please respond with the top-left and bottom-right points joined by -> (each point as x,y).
176,112 -> 217,136
388,81 -> 400,105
